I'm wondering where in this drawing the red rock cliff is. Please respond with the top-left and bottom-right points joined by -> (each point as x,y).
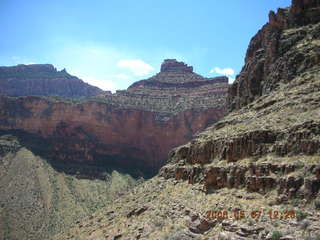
0,60 -> 228,176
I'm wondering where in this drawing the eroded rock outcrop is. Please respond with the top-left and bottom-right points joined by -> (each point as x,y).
160,161 -> 320,200
102,60 -> 228,120
160,59 -> 193,73
228,0 -> 320,111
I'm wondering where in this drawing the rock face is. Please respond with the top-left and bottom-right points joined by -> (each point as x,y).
160,59 -> 193,73
0,64 -> 104,98
50,2 -> 320,240
0,61 -> 228,176
161,162 -> 320,201
102,60 -> 228,121
228,0 -> 320,111
161,0 -> 320,199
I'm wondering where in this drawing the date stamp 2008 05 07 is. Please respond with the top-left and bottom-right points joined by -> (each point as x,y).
205,209 -> 296,220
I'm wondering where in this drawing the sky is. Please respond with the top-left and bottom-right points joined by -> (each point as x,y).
0,0 -> 291,92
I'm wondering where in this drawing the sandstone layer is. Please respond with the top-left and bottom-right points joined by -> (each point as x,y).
0,60 -> 228,176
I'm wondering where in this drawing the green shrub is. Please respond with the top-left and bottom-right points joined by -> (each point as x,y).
296,210 -> 308,221
291,198 -> 300,206
271,231 -> 283,240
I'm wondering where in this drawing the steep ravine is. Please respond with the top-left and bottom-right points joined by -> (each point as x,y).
0,131 -> 140,240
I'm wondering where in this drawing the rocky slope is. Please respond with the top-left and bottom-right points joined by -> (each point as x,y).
161,0 -> 320,187
52,1 -> 320,239
0,60 -> 228,175
0,130 -> 140,240
0,64 -> 104,98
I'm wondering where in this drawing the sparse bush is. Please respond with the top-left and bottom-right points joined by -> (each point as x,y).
164,230 -> 201,240
314,199 -> 320,210
296,210 -> 308,221
291,198 -> 300,206
309,234 -> 320,240
247,218 -> 255,226
272,221 -> 279,227
304,234 -> 320,240
301,220 -> 310,230
271,231 -> 283,240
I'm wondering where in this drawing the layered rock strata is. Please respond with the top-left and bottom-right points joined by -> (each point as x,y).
51,2 -> 320,240
160,59 -> 193,73
99,59 -> 228,120
228,0 -> 320,110
160,0 -> 320,198
0,60 -> 228,175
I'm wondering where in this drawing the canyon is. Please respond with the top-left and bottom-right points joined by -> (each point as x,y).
1,0 -> 320,239
0,60 -> 228,239
0,59 -> 228,176
53,1 -> 320,239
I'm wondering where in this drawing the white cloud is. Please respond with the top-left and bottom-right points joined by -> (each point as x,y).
228,77 -> 235,84
117,59 -> 154,76
210,67 -> 235,76
10,56 -> 36,65
115,73 -> 130,80
82,76 -> 117,93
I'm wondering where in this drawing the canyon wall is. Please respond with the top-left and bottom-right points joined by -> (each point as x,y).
49,2 -> 320,240
161,0 -> 320,198
228,0 -> 320,111
0,60 -> 228,176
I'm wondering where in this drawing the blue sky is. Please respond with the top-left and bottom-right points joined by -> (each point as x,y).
0,0 -> 291,92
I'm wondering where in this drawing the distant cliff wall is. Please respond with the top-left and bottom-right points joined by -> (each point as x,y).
0,60 -> 228,176
0,64 -> 104,98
